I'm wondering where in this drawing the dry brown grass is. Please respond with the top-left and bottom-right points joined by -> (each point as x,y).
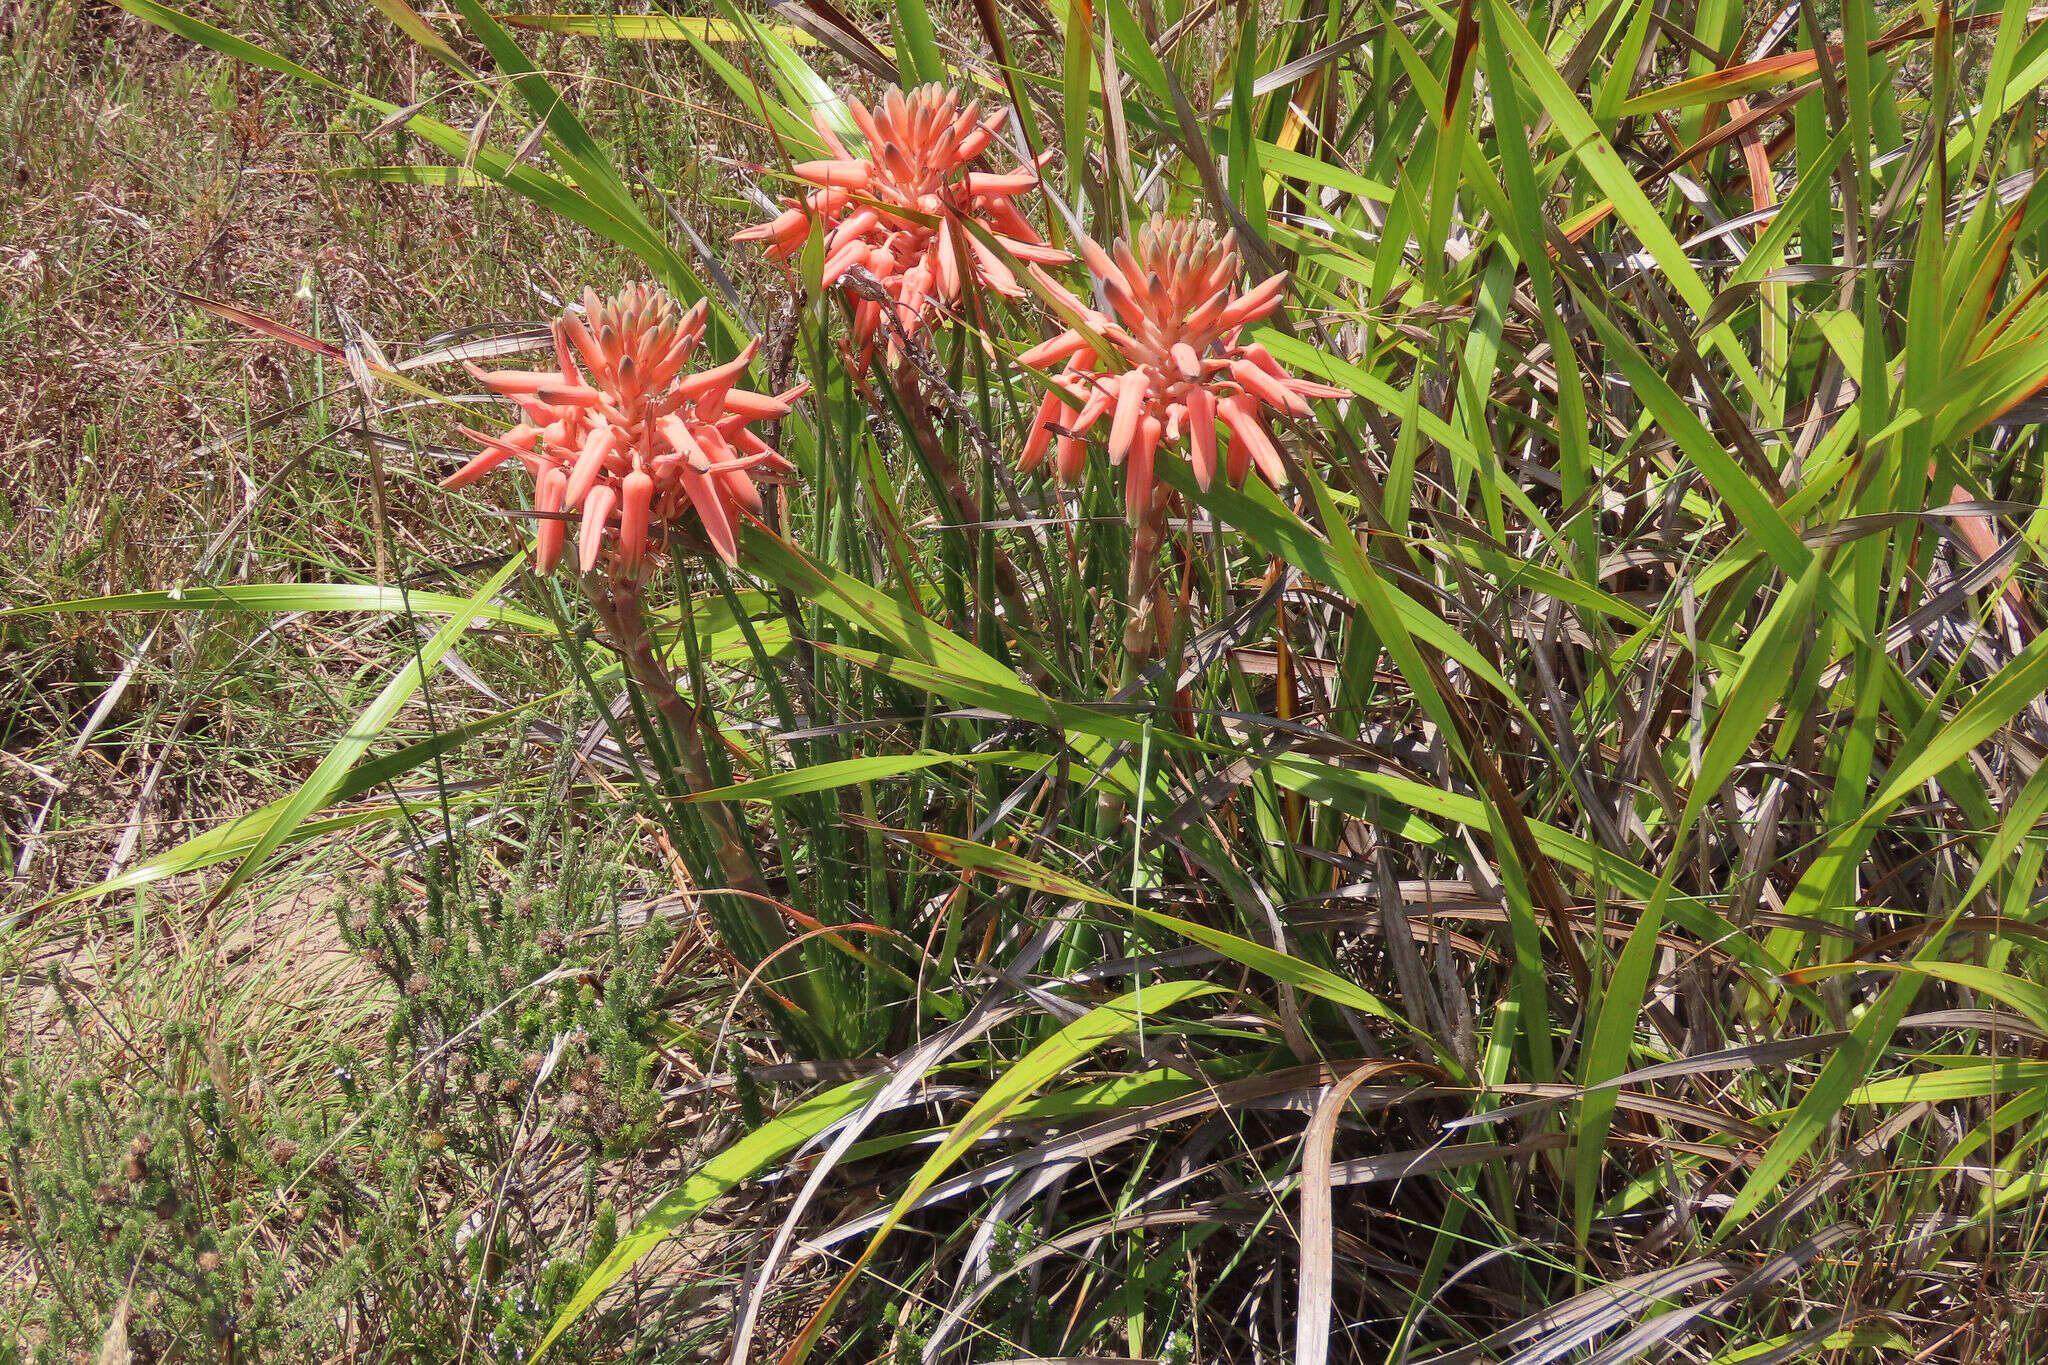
0,13 -> 745,1349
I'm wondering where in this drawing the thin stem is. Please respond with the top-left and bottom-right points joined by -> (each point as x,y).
887,354 -> 1038,635
582,569 -> 790,957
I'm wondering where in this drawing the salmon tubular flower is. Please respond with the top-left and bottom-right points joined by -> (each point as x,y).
442,284 -> 806,574
1015,216 -> 1345,523
733,84 -> 1067,368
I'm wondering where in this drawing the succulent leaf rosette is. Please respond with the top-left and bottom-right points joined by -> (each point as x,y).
442,285 -> 806,574
734,84 -> 1068,367
1016,216 -> 1345,522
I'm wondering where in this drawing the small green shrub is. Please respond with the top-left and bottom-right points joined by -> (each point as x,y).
6,791 -> 685,1363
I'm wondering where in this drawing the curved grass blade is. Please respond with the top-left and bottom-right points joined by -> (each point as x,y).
42,703 -> 540,909
3,584 -> 552,634
200,555 -> 525,913
776,981 -> 1223,1365
688,750 -> 1039,803
502,13 -> 819,44
534,1074 -> 889,1357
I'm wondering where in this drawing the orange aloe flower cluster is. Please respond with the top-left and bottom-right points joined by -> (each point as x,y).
734,84 -> 1067,366
442,285 -> 806,573
1016,216 -> 1344,521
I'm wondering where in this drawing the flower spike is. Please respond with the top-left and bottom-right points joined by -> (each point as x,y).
734,84 -> 1068,368
1014,215 -> 1343,521
445,284 -> 803,575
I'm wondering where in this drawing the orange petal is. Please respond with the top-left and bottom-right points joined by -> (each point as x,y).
1184,286 -> 1232,338
935,215 -> 961,300
1216,273 -> 1289,332
1003,237 -> 1072,265
808,109 -> 850,159
662,416 -> 737,563
1125,413 -> 1163,523
1287,375 -> 1350,400
718,389 -> 795,422
578,483 -> 617,573
955,125 -> 992,160
559,311 -> 608,381
682,459 -> 738,565
720,464 -> 765,517
1055,431 -> 1089,482
617,470 -> 654,574
959,231 -> 1017,297
1184,385 -> 1218,491
1231,357 -> 1308,418
533,467 -> 568,573
1218,394 -> 1283,486
1025,263 -> 1104,330
852,299 -> 882,349
822,238 -> 873,286
1072,380 -> 1115,432
551,319 -> 584,386
563,422 -> 619,512
444,424 -> 540,489
793,158 -> 872,189
534,382 -> 609,408
965,171 -> 1038,196
735,205 -> 809,245
828,209 -> 881,250
1019,387 -> 1068,472
467,365 -> 556,396
1076,234 -> 1127,292
439,444 -> 516,491
1018,330 -> 1088,369
1112,241 -> 1149,301
1107,373 -> 1148,462
846,97 -> 884,153
1102,277 -> 1149,331
677,340 -> 761,404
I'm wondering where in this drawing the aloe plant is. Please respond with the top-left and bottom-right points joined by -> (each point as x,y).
22,0 -> 2048,1359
